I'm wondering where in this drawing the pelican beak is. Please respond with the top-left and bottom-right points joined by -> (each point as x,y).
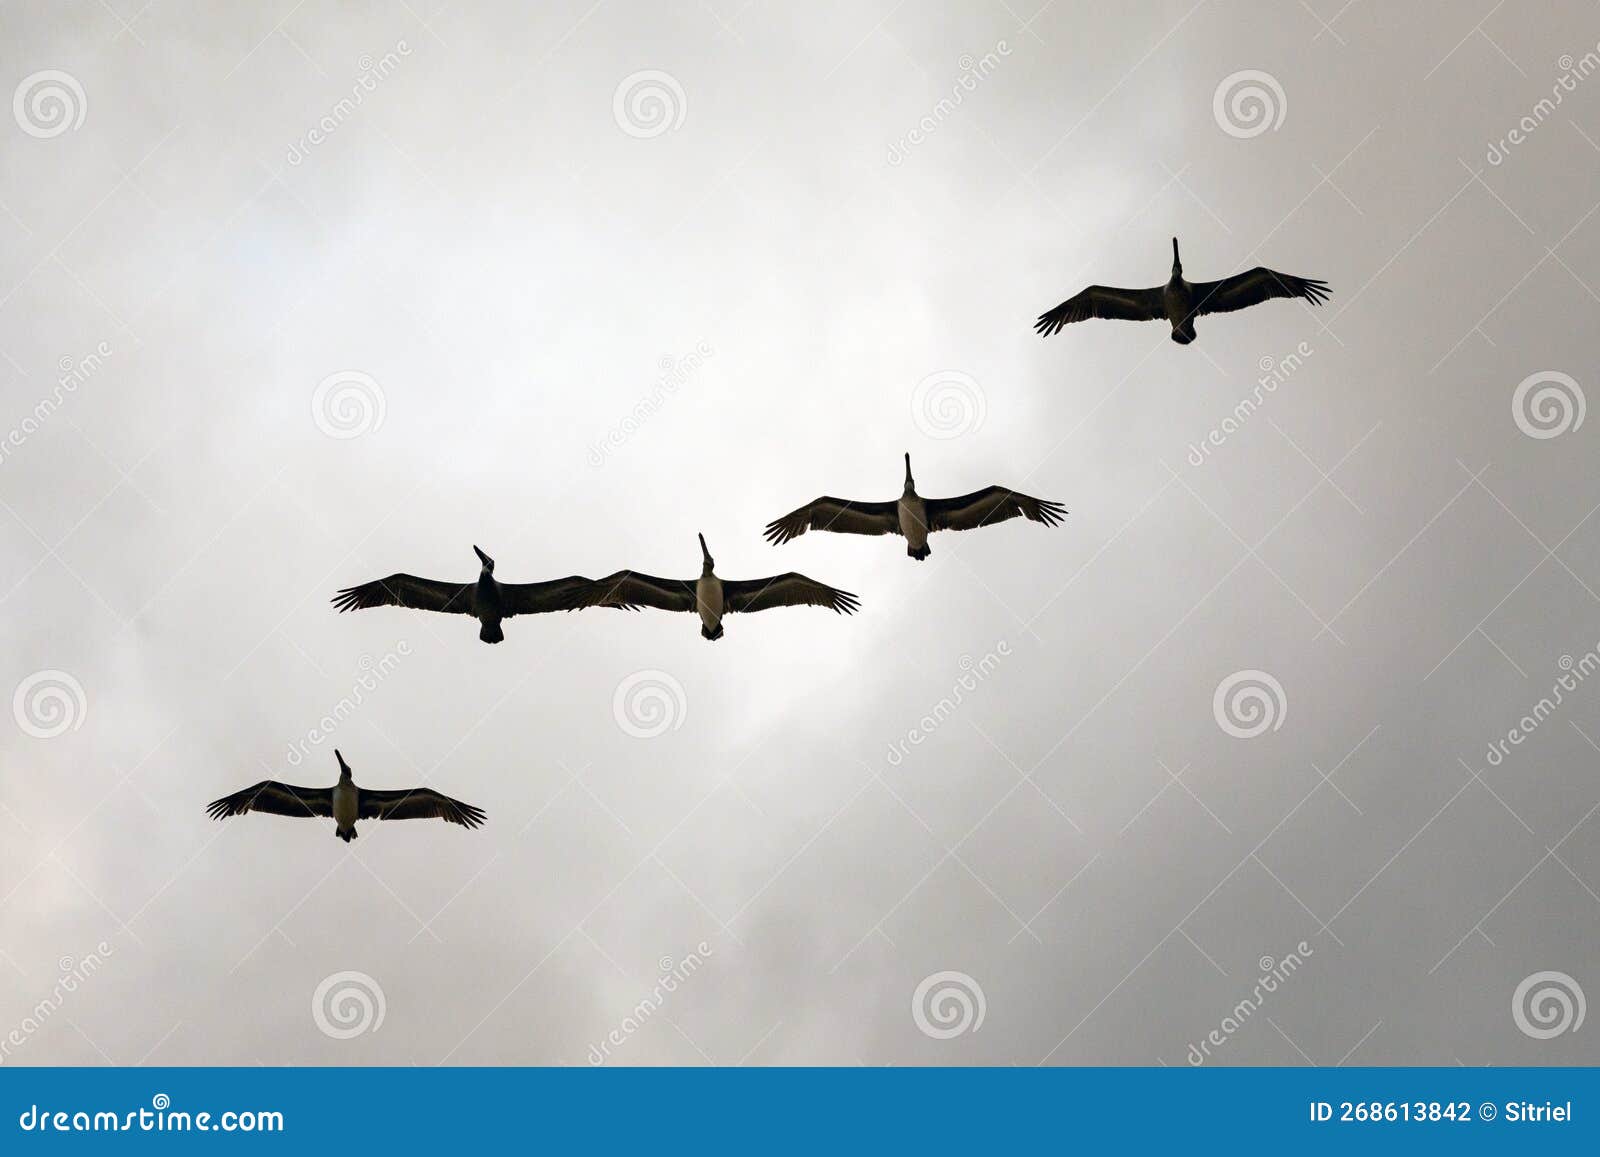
698,532 -> 714,568
903,451 -> 913,485
1171,237 -> 1180,265
335,749 -> 349,772
473,545 -> 492,568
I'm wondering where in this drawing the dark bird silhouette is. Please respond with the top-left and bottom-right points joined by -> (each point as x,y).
1034,237 -> 1329,344
333,545 -> 619,644
563,533 -> 859,640
765,453 -> 1066,561
206,750 -> 485,843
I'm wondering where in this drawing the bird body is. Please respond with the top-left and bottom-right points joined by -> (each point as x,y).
562,533 -> 859,641
333,545 -> 616,645
206,750 -> 485,842
766,454 -> 1066,561
898,493 -> 930,560
695,571 -> 725,640
1035,237 -> 1328,344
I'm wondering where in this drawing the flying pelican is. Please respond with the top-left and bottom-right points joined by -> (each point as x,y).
206,750 -> 485,843
333,545 -> 619,644
1034,237 -> 1329,344
765,453 -> 1066,560
563,533 -> 859,640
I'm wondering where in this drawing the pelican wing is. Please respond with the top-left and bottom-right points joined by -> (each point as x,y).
1190,267 -> 1330,316
331,573 -> 474,615
925,486 -> 1068,533
206,781 -> 334,821
358,787 -> 486,829
764,497 -> 899,545
723,573 -> 861,616
565,571 -> 695,613
1035,284 -> 1164,335
498,576 -> 620,617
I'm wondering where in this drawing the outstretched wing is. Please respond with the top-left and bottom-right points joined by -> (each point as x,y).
925,486 -> 1068,533
358,787 -> 486,829
764,497 -> 899,545
498,576 -> 625,617
206,781 -> 334,821
1035,284 -> 1164,335
1189,267 -> 1330,316
722,573 -> 860,616
563,571 -> 695,613
331,574 -> 474,615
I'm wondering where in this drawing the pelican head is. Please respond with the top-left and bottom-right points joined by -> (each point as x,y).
1171,236 -> 1182,275
903,451 -> 915,494
473,545 -> 495,574
335,749 -> 352,778
698,532 -> 715,572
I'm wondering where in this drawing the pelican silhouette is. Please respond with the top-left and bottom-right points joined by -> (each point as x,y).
333,545 -> 619,644
563,533 -> 859,640
765,453 -> 1066,560
1035,238 -> 1329,344
206,750 -> 485,842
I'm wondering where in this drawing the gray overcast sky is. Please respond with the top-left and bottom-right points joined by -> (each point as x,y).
2,0 -> 1599,1066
